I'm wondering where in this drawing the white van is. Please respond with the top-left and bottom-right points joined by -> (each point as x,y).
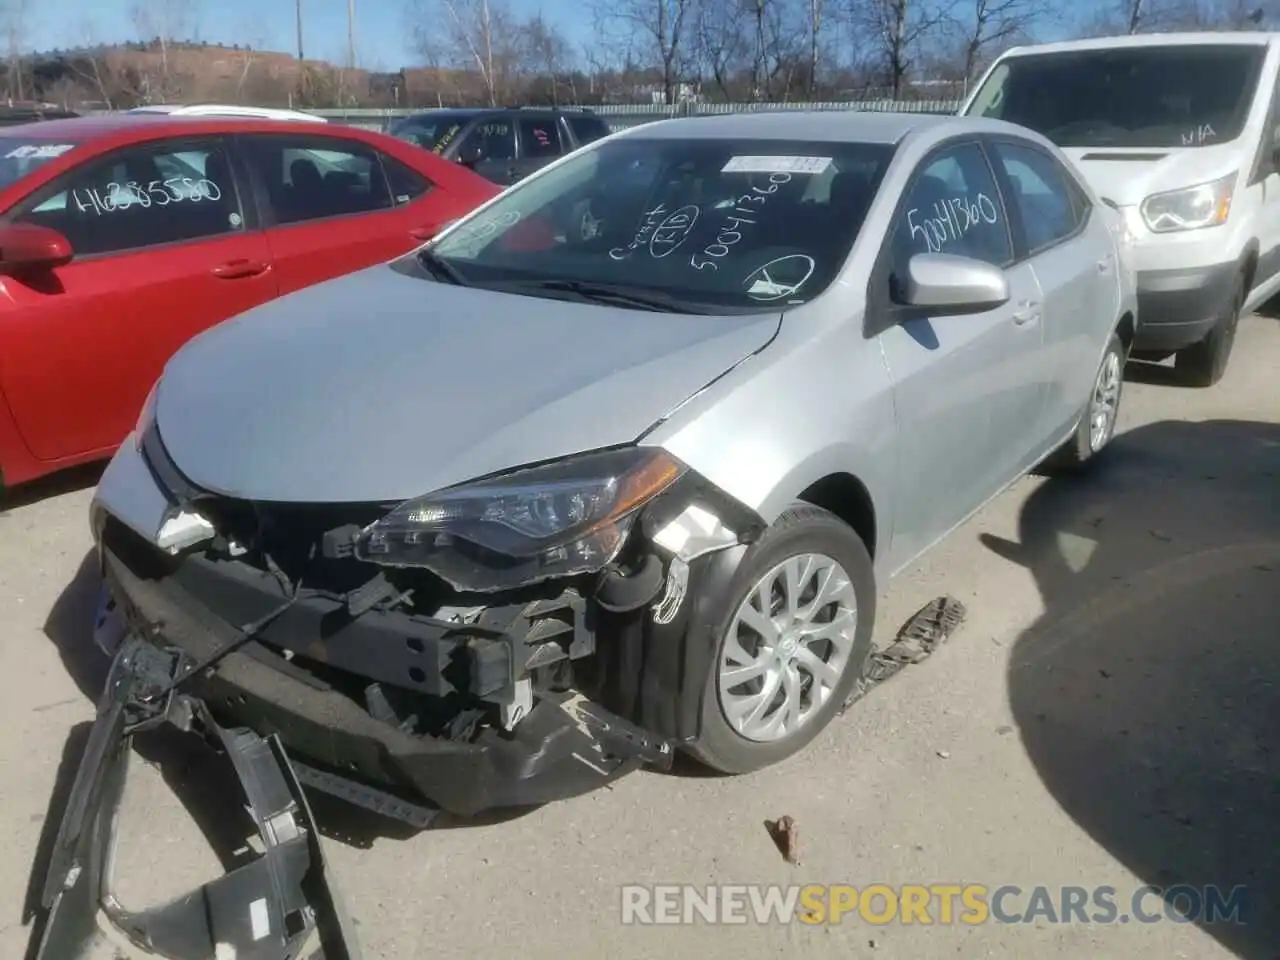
962,32 -> 1280,386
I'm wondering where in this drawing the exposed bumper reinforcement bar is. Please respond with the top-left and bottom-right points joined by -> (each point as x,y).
35,636 -> 362,960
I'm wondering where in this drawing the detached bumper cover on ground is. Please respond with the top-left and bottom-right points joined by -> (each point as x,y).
35,636 -> 361,960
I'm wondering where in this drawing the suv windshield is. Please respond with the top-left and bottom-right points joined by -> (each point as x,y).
389,115 -> 471,154
968,44 -> 1267,148
0,138 -> 78,190
423,136 -> 894,313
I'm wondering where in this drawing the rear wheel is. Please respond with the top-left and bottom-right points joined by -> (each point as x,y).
687,504 -> 875,774
1174,275 -> 1244,388
1044,330 -> 1126,473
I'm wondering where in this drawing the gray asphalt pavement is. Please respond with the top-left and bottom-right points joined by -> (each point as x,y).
1,316 -> 1277,959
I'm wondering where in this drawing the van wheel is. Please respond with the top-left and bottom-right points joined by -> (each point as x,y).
1044,331 -> 1126,472
686,504 -> 875,774
1175,276 -> 1244,388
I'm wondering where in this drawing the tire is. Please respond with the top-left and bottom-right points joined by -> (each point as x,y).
1174,275 -> 1244,388
1044,330 -> 1126,473
686,503 -> 876,774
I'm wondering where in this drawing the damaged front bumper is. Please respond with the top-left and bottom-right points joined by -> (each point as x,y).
36,636 -> 361,960
89,427 -> 763,822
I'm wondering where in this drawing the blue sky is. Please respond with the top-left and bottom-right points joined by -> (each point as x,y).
29,0 -> 578,71
31,0 -> 1099,73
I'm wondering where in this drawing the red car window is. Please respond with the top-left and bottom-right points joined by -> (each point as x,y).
242,136 -> 395,226
13,140 -> 244,256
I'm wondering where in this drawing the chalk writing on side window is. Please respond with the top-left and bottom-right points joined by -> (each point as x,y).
907,193 -> 999,254
71,178 -> 224,215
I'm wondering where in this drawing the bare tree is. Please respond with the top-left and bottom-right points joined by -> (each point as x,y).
2,0 -> 28,102
805,0 -> 827,96
853,0 -> 953,98
694,0 -> 749,98
130,0 -> 199,101
595,0 -> 697,104
411,0 -> 525,105
522,12 -> 576,103
949,0 -> 1050,87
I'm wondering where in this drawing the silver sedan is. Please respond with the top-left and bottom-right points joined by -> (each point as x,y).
89,110 -> 1137,814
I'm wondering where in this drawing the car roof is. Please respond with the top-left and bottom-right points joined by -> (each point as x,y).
0,113 -> 376,144
999,31 -> 1280,58
616,110 -> 971,145
129,103 -> 327,122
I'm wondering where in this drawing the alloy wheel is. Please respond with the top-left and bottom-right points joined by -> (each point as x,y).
717,553 -> 859,743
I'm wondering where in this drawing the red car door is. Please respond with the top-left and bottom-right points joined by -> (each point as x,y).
238,132 -> 462,296
0,136 -> 277,462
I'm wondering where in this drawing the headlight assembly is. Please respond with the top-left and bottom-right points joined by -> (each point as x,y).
1140,173 -> 1236,233
354,447 -> 686,591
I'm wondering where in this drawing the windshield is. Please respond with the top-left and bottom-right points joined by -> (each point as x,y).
0,138 -> 78,190
390,115 -> 469,154
425,136 -> 894,313
967,44 -> 1266,148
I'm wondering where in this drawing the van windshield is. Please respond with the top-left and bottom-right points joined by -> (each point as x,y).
967,44 -> 1267,148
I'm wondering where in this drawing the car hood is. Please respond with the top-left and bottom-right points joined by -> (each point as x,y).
156,263 -> 780,503
1059,143 -> 1242,207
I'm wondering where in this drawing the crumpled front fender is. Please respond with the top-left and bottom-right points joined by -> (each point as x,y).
34,637 -> 362,960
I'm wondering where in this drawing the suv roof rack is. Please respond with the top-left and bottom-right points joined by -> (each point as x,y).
500,105 -> 596,113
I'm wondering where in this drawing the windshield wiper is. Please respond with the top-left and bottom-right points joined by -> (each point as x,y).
507,278 -> 703,313
416,247 -> 468,286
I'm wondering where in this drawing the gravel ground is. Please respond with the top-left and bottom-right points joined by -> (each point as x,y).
1,315 -> 1277,960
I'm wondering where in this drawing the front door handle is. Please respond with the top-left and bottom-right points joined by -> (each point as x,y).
211,259 -> 270,280
1012,300 -> 1041,326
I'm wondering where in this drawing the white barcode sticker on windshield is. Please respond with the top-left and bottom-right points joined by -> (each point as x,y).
5,143 -> 75,159
722,155 -> 832,175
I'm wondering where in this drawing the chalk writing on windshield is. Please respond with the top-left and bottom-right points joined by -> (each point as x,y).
6,144 -> 75,160
610,203 -> 670,261
743,253 -> 815,302
649,205 -> 699,258
1181,123 -> 1216,146
449,209 -> 521,251
71,178 -> 223,215
689,172 -> 793,272
907,193 -> 999,253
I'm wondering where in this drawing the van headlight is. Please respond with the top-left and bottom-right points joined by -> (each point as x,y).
1140,173 -> 1235,233
354,447 -> 686,591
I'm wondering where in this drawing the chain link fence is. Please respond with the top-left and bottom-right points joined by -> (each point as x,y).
304,99 -> 962,132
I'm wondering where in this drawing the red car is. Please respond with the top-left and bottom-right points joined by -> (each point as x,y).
0,114 -> 498,490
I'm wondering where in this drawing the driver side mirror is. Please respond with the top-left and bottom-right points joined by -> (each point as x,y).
0,223 -> 73,272
457,142 -> 485,167
900,252 -> 1009,314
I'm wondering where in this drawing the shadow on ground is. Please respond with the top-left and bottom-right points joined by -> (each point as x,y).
0,463 -> 103,514
984,419 -> 1280,958
25,549 -> 547,952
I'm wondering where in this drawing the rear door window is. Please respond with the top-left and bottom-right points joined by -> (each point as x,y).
241,135 -> 394,225
518,117 -> 563,159
990,141 -> 1087,253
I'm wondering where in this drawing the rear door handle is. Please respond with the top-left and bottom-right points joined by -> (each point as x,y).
211,259 -> 270,280
1097,257 -> 1112,273
1012,300 -> 1041,326
409,227 -> 436,241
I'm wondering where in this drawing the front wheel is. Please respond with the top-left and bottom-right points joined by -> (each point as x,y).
687,504 -> 875,774
1174,275 -> 1244,388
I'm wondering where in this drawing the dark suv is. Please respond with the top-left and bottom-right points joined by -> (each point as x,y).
387,107 -> 611,186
